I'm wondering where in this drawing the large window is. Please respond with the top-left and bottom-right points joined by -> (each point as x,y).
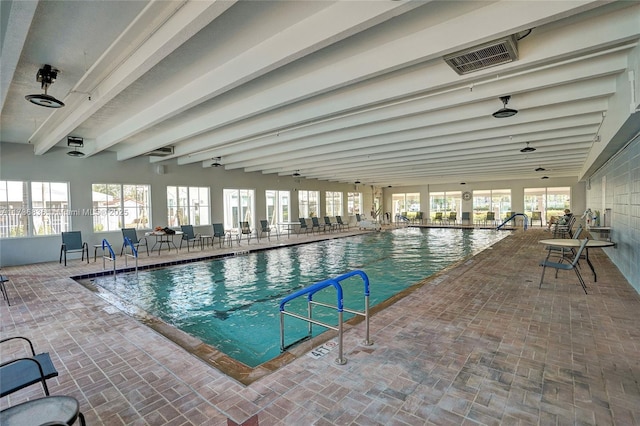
223,189 -> 255,229
473,189 -> 511,223
1,180 -> 70,238
391,192 -> 420,219
31,182 -> 71,235
167,186 -> 210,227
298,190 -> 319,218
92,184 -> 151,232
429,191 -> 461,221
266,190 -> 290,226
347,192 -> 362,216
524,187 -> 570,224
325,191 -> 343,216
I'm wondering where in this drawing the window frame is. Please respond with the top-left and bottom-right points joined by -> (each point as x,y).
92,183 -> 152,232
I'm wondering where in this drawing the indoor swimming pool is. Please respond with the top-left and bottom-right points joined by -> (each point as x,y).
89,227 -> 509,368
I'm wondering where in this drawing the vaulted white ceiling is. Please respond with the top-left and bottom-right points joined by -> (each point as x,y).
2,0 -> 639,186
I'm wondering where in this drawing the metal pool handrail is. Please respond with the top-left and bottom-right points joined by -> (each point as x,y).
279,269 -> 373,365
122,236 -> 138,272
497,213 -> 529,230
101,239 -> 116,273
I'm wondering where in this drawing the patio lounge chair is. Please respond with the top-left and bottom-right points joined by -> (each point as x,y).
531,211 -> 543,227
258,220 -> 279,241
336,215 -> 349,231
324,216 -> 338,232
311,217 -> 324,233
447,212 -> 457,225
239,221 -> 254,244
1,336 -> 58,398
0,274 -> 10,306
212,223 -> 232,248
432,212 -> 443,225
539,238 -> 590,294
461,212 -> 471,225
179,225 -> 203,251
297,218 -> 311,235
480,212 -> 495,227
120,228 -> 149,256
544,225 -> 583,266
59,231 -> 89,266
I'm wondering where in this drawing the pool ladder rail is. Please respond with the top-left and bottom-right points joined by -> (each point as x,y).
279,269 -> 374,365
101,239 -> 116,274
497,213 -> 529,230
122,236 -> 139,273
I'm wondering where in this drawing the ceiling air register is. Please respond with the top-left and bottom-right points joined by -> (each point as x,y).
444,35 -> 518,75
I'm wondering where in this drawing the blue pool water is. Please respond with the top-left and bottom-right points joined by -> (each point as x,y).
92,228 -> 508,367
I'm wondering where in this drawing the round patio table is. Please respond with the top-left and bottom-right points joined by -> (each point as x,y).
538,238 -> 615,282
0,395 -> 86,426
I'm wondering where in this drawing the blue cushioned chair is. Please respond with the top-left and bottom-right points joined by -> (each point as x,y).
59,231 -> 89,266
0,336 -> 58,398
180,225 -> 202,251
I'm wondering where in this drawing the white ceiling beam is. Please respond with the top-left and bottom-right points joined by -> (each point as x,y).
225,105 -> 606,170
103,1 -> 423,160
122,0 -> 609,161
31,0 -> 234,155
0,0 -> 38,113
175,46 -> 627,166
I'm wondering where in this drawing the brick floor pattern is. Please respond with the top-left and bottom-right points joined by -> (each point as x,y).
1,228 -> 638,425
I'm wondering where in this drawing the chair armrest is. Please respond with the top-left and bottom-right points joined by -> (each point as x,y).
0,336 -> 36,356
0,355 -> 57,397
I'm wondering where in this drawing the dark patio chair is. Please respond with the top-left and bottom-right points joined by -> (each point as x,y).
323,216 -> 338,232
258,220 -> 279,241
212,223 -> 232,248
447,212 -> 457,225
311,217 -> 324,233
297,218 -> 311,235
481,212 -> 495,226
544,225 -> 583,265
179,225 -> 203,251
336,215 -> 349,230
413,212 -> 424,224
0,274 -> 10,306
461,212 -> 471,225
432,212 -> 443,225
239,221 -> 253,244
531,211 -> 543,227
1,336 -> 58,398
120,228 -> 149,256
59,231 -> 89,266
539,238 -> 590,294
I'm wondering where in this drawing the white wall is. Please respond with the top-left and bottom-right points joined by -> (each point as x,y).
586,134 -> 640,293
0,142 -> 369,266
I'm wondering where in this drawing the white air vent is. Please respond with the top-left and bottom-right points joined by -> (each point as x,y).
144,146 -> 174,156
444,35 -> 518,75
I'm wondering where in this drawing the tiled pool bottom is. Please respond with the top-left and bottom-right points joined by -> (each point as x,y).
80,228 -> 509,384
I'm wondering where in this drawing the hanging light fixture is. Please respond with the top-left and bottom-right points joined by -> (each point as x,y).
520,142 -> 536,153
492,95 -> 517,118
211,157 -> 222,167
355,179 -> 361,184
66,136 -> 84,157
535,167 -> 546,171
25,64 -> 65,108
292,170 -> 301,177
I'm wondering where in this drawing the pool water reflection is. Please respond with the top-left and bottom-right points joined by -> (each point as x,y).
91,227 -> 508,367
